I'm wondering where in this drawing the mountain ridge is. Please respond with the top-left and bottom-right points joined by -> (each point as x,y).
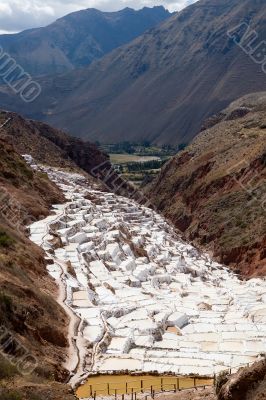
0,0 -> 265,145
0,6 -> 171,76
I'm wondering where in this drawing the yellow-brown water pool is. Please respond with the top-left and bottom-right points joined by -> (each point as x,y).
76,374 -> 214,398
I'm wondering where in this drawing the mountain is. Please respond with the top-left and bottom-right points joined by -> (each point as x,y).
0,6 -> 171,76
0,0 -> 265,145
0,136 -> 77,399
147,92 -> 266,277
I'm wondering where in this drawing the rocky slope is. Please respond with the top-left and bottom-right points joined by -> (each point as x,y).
0,110 -> 109,173
217,359 -> 266,400
147,93 -> 266,277
0,6 -> 171,76
0,0 -> 265,144
0,138 -> 76,399
0,110 -> 136,198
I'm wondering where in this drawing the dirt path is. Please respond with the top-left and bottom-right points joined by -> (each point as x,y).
55,258 -> 81,375
157,387 -> 216,400
90,311 -> 109,372
38,205 -> 84,385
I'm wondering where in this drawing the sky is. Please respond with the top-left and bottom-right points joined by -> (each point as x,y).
0,0 -> 197,33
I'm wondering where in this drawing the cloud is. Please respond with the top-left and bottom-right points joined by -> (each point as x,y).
0,0 -> 198,33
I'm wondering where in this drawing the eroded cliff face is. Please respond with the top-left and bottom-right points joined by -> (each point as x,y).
216,360 -> 266,400
0,138 -> 76,399
147,93 -> 266,278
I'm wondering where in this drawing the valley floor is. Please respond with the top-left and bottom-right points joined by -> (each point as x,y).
25,156 -> 266,398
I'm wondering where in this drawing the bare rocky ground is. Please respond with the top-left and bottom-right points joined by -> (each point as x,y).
157,387 -> 216,400
217,360 -> 266,400
247,381 -> 266,400
147,92 -> 266,278
0,139 -> 76,398
0,379 -> 77,400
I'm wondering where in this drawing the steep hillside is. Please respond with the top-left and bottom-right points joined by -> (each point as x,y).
0,110 -> 110,174
0,138 -> 76,399
217,360 -> 266,400
0,0 -> 265,144
147,92 -> 266,277
0,6 -> 171,76
0,110 -> 143,199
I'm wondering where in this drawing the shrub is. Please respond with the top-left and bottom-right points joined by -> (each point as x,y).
0,293 -> 12,313
0,391 -> 22,400
0,355 -> 18,380
215,370 -> 230,394
0,231 -> 15,248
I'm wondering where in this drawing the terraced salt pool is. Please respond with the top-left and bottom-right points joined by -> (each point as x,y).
76,375 -> 214,397
25,158 -> 266,396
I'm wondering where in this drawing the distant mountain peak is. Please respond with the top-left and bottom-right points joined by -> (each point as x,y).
0,0 -> 264,147
0,6 -> 171,75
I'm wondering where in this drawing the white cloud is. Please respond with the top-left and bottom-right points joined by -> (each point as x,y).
0,3 -> 12,15
0,0 -> 197,33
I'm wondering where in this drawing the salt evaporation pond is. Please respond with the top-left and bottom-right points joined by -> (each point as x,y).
25,156 -> 266,397
76,374 -> 213,397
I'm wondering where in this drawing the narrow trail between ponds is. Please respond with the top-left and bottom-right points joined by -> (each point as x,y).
32,197 -> 84,385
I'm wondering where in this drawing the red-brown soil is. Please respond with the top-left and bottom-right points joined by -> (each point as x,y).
147,93 -> 266,277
